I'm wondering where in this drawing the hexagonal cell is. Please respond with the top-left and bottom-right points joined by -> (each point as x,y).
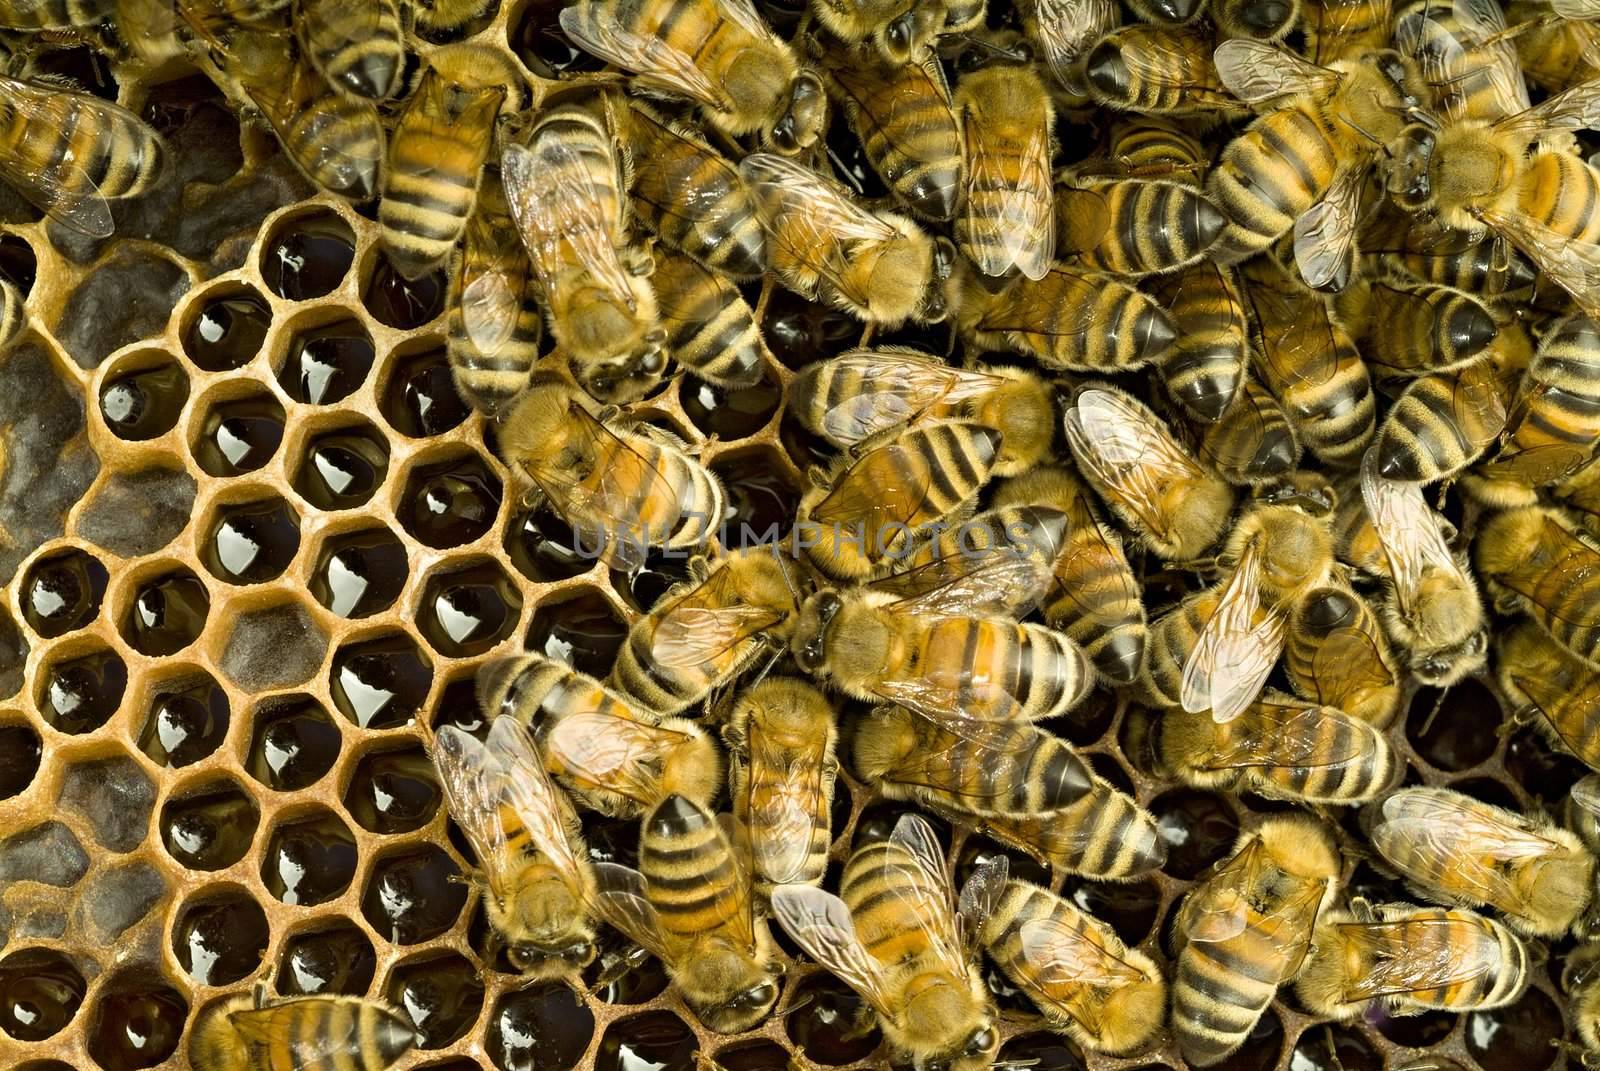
682,371 -> 781,440
379,342 -> 470,439
1289,1024 -> 1382,1071
713,1041 -> 793,1071
99,358 -> 188,441
293,419 -> 389,511
525,587 -> 626,678
331,632 -> 433,729
247,695 -> 342,791
1407,678 -> 1502,771
261,209 -> 357,300
364,252 -> 446,328
75,465 -> 195,560
277,922 -> 377,996
261,807 -> 359,906
595,1011 -> 698,1071
57,249 -> 191,371
278,316 -> 376,405
75,860 -> 166,946
486,982 -> 595,1071
0,232 -> 37,297
159,779 -> 259,870
182,285 -> 273,372
192,389 -> 286,477
120,566 -> 208,655
219,600 -> 329,692
346,744 -> 442,834
506,504 -> 598,584
137,671 -> 229,768
580,937 -> 669,1004
1467,987 -> 1565,1071
172,887 -> 270,986
418,560 -> 523,657
85,969 -> 187,1071
201,494 -> 300,584
399,451 -> 503,550
310,526 -> 407,619
0,821 -> 88,887
786,972 -> 880,1065
58,754 -> 154,852
21,546 -> 107,638
1506,725 -> 1591,808
1151,789 -> 1239,879
362,843 -> 467,944
388,952 -> 484,1049
0,723 -> 41,798
1066,876 -> 1162,948
996,1033 -> 1085,1071
955,836 -> 1049,891
714,448 -> 801,542
0,948 -> 85,1041
763,286 -> 860,369
36,643 -> 127,734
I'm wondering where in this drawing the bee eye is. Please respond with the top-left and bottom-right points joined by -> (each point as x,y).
770,115 -> 798,153
965,1027 -> 996,1055
741,981 -> 778,1008
508,946 -> 539,970
886,15 -> 913,53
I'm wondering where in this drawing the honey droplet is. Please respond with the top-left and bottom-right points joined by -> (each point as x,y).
400,454 -> 503,549
277,924 -> 376,997
487,983 -> 595,1071
785,973 -> 880,1066
38,648 -> 127,734
279,319 -> 375,405
159,783 -> 258,870
419,562 -> 523,657
388,953 -> 484,1049
1151,789 -> 1238,879
203,497 -> 300,584
0,949 -> 85,1042
0,725 -> 41,798
295,423 -> 389,510
526,589 -> 626,677
346,747 -> 442,834
310,527 -> 407,618
194,393 -> 285,476
86,975 -> 187,1071
508,505 -> 597,584
122,570 -> 208,655
681,372 -> 781,440
361,845 -> 467,944
596,1012 -> 698,1071
262,810 -> 359,906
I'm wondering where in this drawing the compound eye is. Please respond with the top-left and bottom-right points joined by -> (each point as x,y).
741,981 -> 778,1008
770,115 -> 798,153
886,15 -> 913,55
965,1026 -> 997,1055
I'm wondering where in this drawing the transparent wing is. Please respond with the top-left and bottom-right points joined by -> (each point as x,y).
1183,882 -> 1252,943
886,814 -> 969,980
1294,163 -> 1363,293
459,176 -> 526,355
558,2 -> 727,108
1572,773 -> 1600,817
740,152 -> 897,244
749,745 -> 823,885
1484,206 -> 1600,321
1213,40 -> 1339,104
958,855 -> 1009,952
483,716 -> 587,886
592,861 -> 671,960
883,553 -> 1056,620
431,725 -> 524,901
808,441 -> 938,531
1030,0 -> 1120,88
1360,449 -> 1466,616
1395,0 -> 1528,121
503,138 -> 635,313
1553,0 -> 1600,15
1342,915 -> 1497,1000
1206,699 -> 1377,770
1049,493 -> 1142,626
770,885 -> 895,1013
964,117 -> 1054,280
1181,542 -> 1287,723
1055,186 -> 1111,256
1311,625 -> 1398,703
802,350 -> 999,445
1249,273 -> 1339,397
649,562 -> 786,668
545,712 -> 681,804
1375,789 -> 1563,903
715,0 -> 783,43
1495,80 -> 1600,139
1065,388 -> 1211,542
0,76 -> 118,238
877,719 -> 1092,813
1019,917 -> 1149,987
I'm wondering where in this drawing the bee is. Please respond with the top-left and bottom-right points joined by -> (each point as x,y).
447,169 -> 544,417
954,61 -> 1055,282
1357,451 -> 1487,685
787,347 -> 1055,477
979,878 -> 1165,1054
479,653 -> 722,819
611,547 -> 801,715
971,779 -> 1168,878
189,990 -> 416,1071
742,152 -> 952,327
1056,175 -> 1228,277
874,503 -> 1067,607
1475,505 -> 1600,667
1509,0 -> 1600,95
771,814 -> 1001,1071
1361,211 -> 1538,298
795,421 -> 1000,580
410,0 -> 490,33
297,0 -> 403,100
1064,385 -> 1236,562
1297,900 -> 1529,1019
1367,786 -> 1596,937
1085,25 -> 1250,116
432,716 -> 597,975
503,100 -> 666,405
623,101 -> 767,280
1172,816 -> 1341,1067
1214,0 -> 1302,40
1336,276 -> 1499,379
1497,618 -> 1600,772
560,0 -> 825,153
379,45 -> 525,281
807,0 -> 950,66
1483,316 -> 1600,487
1156,692 -> 1394,803
592,794 -> 782,1032
651,248 -> 769,389
0,73 -> 168,239
499,375 -> 723,570
1565,938 -> 1600,1062
950,261 -> 1178,373
1393,0 -> 1529,124
0,0 -> 114,29
1282,582 -> 1403,727
991,465 -> 1148,684
722,678 -> 838,893
1021,0 -> 1120,96
1197,377 -> 1303,486
1153,260 -> 1251,422
1303,0 -> 1392,63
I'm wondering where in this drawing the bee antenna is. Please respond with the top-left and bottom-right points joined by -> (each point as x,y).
1415,685 -> 1450,738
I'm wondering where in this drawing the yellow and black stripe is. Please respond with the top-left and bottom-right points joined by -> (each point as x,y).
300,0 -> 403,100
1,76 -> 166,203
652,249 -> 767,388
824,54 -> 962,222
1069,178 -> 1226,276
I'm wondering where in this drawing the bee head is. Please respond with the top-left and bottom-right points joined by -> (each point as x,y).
768,71 -> 826,155
792,590 -> 844,673
1387,122 -> 1438,215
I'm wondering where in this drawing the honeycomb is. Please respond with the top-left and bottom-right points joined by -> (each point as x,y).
0,3 -> 1587,1071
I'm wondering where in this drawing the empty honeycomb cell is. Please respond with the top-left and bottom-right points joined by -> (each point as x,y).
487,982 -> 594,1071
762,288 -> 860,370
525,587 -> 627,677
0,232 -> 37,297
506,504 -> 599,584
1406,678 -> 1502,771
309,525 -> 408,618
1467,986 -> 1566,1071
400,450 -> 504,550
378,342 -> 471,441
1087,751 -> 1137,795
17,1061 -> 75,1070
20,546 -> 108,640
293,418 -> 390,510
682,371 -> 784,440
1151,788 -> 1240,879
137,670 -> 229,768
580,940 -> 671,1005
36,643 -> 127,734
1289,1024 -> 1383,1071
714,448 -> 802,540
345,744 -> 442,834
418,559 -> 523,657
120,566 -> 209,656
360,843 -> 467,944
0,821 -> 88,887
57,250 -> 191,371
596,1011 -> 699,1071
278,316 -> 377,406
181,285 -> 273,372
98,357 -> 189,442
387,952 -> 484,1048
330,632 -> 433,729
190,387 -> 286,477
276,922 -> 377,997
1214,1007 -> 1284,1071
57,754 -> 154,852
200,494 -> 301,584
785,972 -> 881,1065
856,800 -> 953,850
261,807 -> 359,907
218,600 -> 329,691
85,971 -> 187,1070
1056,688 -> 1120,747
1065,876 -> 1162,947
261,208 -> 358,301
714,1040 -> 795,1071
0,723 -> 41,798
158,780 -> 259,871
74,465 -> 196,560
1369,1005 -> 1456,1047
246,695 -> 342,791
997,1032 -> 1087,1071
171,887 -> 270,986
1505,725 -> 1591,806
0,947 -> 86,1041
609,549 -> 696,612
363,252 -> 447,329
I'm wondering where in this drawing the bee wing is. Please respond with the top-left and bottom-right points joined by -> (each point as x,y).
805,350 -> 998,445
871,648 -> 1038,740
1293,163 -> 1363,293
1496,513 -> 1600,627
770,884 -> 896,1014
1030,0 -> 1120,88
545,712 -> 682,804
715,812 -> 762,948
558,2 -> 728,109
1065,388 -> 1211,542
958,855 -> 1009,944
1019,917 -> 1150,988
432,725 -> 527,902
1205,699 -> 1377,770
0,77 -> 118,239
809,439 -> 938,532
1552,0 -> 1600,16
1483,206 -> 1600,321
1181,542 -> 1287,723
483,716 -> 588,886
880,719 -> 1092,813
1376,791 -> 1564,902
1183,882 -> 1252,944
1495,79 -> 1600,138
1212,40 -> 1340,104
1395,0 -> 1528,121
459,182 -> 526,356
885,813 -> 970,979
1572,773 -> 1600,817
651,566 -> 786,668
881,553 -> 1056,620
228,999 -> 411,1061
1340,916 -> 1497,1001
1312,625 -> 1398,702
1450,358 -> 1515,448
592,860 -> 672,960
714,0 -> 784,43
1055,186 -> 1112,257
1049,493 -> 1141,626
1249,276 -> 1339,396
502,138 -> 636,313
748,744 -> 822,885
1359,450 -> 1466,616
963,116 -> 1055,280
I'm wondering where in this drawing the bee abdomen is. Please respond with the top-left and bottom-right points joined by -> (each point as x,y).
654,253 -> 767,387
1156,264 -> 1248,421
612,627 -> 706,712
1078,179 -> 1226,276
1375,367 -> 1498,482
642,795 -> 741,939
1175,938 -> 1280,1066
0,0 -> 112,30
284,92 -> 383,202
304,0 -> 404,99
630,113 -> 767,277
1208,108 -> 1337,260
1046,546 -> 1147,685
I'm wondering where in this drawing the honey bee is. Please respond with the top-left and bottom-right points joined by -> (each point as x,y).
1368,786 -> 1596,937
432,716 -> 597,975
1358,451 -> 1488,685
971,779 -> 1168,878
592,794 -> 782,1032
1085,25 -> 1250,116
1475,505 -> 1600,667
189,990 -> 416,1071
954,61 -> 1055,282
742,152 -> 952,327
379,45 -> 525,281
872,504 -> 1066,614
560,0 -> 825,153
1362,210 -> 1538,298
1154,260 -> 1252,422
297,0 -> 402,100
1056,175 -> 1228,277
795,421 -> 1000,580
771,813 -> 1001,1071
1214,0 -> 1301,40
503,101 -> 666,405
788,347 -> 1055,477
1156,692 -> 1394,803
1336,276 -> 1500,378
1303,0 -> 1392,63
1297,900 -> 1530,1018
1483,316 -> 1600,487
480,653 -> 721,819
1198,377 -> 1303,486
979,877 -> 1165,1054
611,547 -> 801,715
1565,938 -> 1600,1062
807,0 -> 951,65
499,375 -> 723,570
1021,0 -> 1120,95
0,0 -> 115,29
410,0 -> 490,33
651,248 -> 769,389
1172,816 -> 1341,1067
1282,582 -> 1403,727
722,678 -> 838,893
1497,618 -> 1600,772
1394,0 -> 1529,124
1510,0 -> 1600,95
1063,385 -> 1236,562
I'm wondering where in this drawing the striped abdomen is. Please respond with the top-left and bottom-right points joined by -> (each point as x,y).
1303,0 -> 1391,61
1086,27 -> 1238,115
582,428 -> 724,554
957,70 -> 1054,280
1363,910 -> 1526,1012
263,63 -> 383,201
1366,282 -> 1497,376
612,589 -> 770,715
1199,378 -> 1300,485
1501,526 -> 1600,665
841,835 -> 954,976
1140,590 -> 1212,709
1045,500 -> 1146,685
260,997 -> 417,1071
898,616 -> 1093,722
1284,585 -> 1401,727
729,692 -> 834,890
1396,0 -> 1526,121
1494,317 -> 1600,485
1208,106 -> 1339,262
447,173 -> 541,415
641,795 -> 746,947
1376,359 -> 1513,482
830,56 -> 962,221
1106,116 -> 1209,178
1217,702 -> 1393,802
0,78 -> 166,202
1375,230 -> 1535,297
1256,310 -> 1374,468
980,777 -> 1166,878
1071,178 -> 1225,276
653,250 -> 766,388
0,0 -> 113,29
1155,262 -> 1247,420
970,266 -> 1177,371
301,0 -> 403,99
